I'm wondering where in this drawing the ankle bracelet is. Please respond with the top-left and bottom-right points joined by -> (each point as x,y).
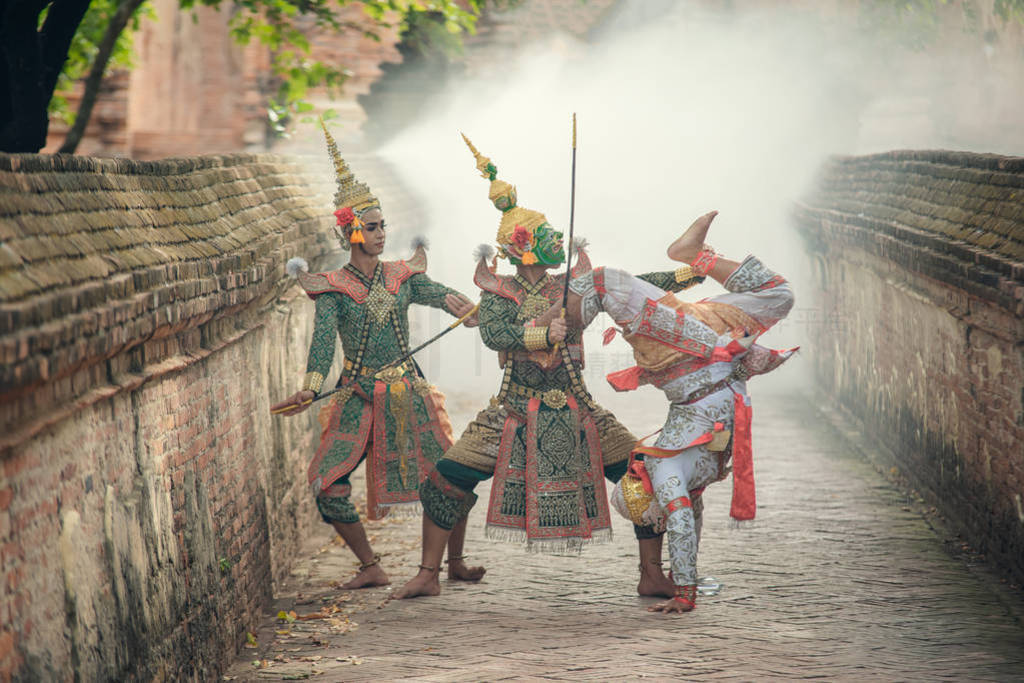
673,584 -> 698,607
691,246 -> 719,277
359,553 -> 382,571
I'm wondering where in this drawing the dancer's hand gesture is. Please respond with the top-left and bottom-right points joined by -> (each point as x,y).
271,390 -> 315,416
548,317 -> 567,344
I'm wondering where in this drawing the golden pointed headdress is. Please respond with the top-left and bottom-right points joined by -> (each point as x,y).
462,134 -> 549,259
321,119 -> 380,247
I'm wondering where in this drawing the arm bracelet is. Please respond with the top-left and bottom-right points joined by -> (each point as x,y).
302,371 -> 325,394
523,325 -> 550,351
673,265 -> 696,283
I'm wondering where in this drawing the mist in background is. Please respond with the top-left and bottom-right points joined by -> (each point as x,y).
372,0 -> 1021,425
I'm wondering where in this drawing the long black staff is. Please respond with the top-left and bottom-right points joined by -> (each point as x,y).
270,302 -> 480,414
560,113 -> 578,315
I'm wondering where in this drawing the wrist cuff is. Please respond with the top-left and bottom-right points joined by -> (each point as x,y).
673,264 -> 694,282
302,371 -> 325,394
524,325 -> 550,351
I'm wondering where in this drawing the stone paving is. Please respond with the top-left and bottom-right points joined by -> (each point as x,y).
225,392 -> 1024,681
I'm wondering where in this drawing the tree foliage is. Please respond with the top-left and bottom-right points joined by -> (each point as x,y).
47,0 -> 149,126
858,0 -> 1024,51
241,1 -> 485,138
0,0 -> 484,153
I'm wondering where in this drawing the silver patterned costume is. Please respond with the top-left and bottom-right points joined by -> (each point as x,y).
570,256 -> 795,587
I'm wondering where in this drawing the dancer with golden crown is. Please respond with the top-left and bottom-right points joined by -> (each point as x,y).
566,210 -> 796,613
271,124 -> 485,589
394,135 -> 706,599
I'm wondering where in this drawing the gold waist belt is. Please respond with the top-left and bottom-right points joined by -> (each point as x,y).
498,382 -> 569,410
343,359 -> 412,383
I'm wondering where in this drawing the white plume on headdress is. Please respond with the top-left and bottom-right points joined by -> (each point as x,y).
571,236 -> 589,254
473,243 -> 495,262
411,236 -> 429,251
286,257 -> 309,278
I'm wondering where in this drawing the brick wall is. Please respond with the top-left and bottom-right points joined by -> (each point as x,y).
0,154 -> 342,680
794,150 -> 1024,585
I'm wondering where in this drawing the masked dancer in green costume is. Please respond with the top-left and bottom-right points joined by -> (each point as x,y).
394,135 -> 706,599
272,126 -> 485,589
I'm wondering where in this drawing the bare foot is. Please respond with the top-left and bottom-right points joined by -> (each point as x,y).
340,563 -> 390,590
667,210 -> 718,263
447,559 -> 486,582
637,565 -> 675,598
647,597 -> 695,614
393,568 -> 441,599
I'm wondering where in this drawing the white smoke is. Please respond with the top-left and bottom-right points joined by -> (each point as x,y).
377,1 -> 1021,414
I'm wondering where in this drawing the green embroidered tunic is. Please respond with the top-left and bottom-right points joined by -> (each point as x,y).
477,267 -> 703,413
418,250 -> 705,549
294,247 -> 467,521
305,268 -> 459,384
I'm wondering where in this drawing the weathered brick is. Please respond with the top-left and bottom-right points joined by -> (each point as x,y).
0,631 -> 14,663
796,150 -> 1024,588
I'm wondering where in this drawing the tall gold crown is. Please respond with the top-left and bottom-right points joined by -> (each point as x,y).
321,119 -> 379,216
461,134 -> 548,251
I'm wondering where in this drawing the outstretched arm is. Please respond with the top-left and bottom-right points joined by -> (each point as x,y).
271,293 -> 342,416
408,272 -> 478,326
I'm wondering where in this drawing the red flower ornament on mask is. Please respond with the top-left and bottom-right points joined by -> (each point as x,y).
511,224 -> 532,250
334,207 -> 355,227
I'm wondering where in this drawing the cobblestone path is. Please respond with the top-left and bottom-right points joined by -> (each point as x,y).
225,393 -> 1024,681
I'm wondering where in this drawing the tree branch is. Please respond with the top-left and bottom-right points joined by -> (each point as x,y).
39,0 -> 93,99
58,0 -> 147,154
0,0 -> 48,151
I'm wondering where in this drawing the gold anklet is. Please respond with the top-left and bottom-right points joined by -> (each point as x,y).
638,558 -> 664,571
359,553 -> 382,570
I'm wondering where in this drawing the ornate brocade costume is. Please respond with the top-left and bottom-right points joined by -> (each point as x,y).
296,246 -> 467,521
420,248 -> 705,551
578,256 -> 796,586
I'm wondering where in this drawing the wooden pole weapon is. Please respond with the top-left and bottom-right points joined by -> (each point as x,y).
271,302 -> 479,414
